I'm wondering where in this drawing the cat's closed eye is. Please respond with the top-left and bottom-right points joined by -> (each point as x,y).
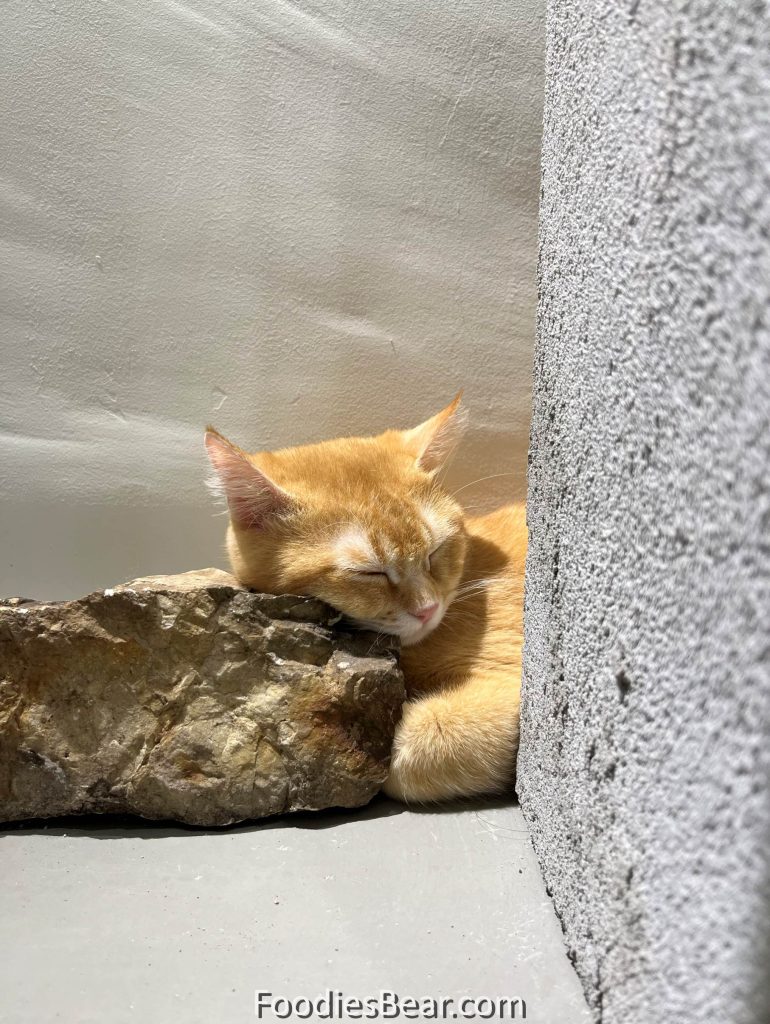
428,540 -> 449,571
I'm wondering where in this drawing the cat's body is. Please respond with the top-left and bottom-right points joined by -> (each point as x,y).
205,396 -> 525,802
388,503 -> 525,800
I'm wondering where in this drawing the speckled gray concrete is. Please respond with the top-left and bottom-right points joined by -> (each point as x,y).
0,800 -> 589,1023
518,1 -> 770,1023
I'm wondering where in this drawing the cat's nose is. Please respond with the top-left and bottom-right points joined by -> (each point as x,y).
412,602 -> 439,625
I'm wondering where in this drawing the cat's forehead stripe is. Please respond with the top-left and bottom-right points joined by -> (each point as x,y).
333,526 -> 377,566
421,503 -> 452,546
333,505 -> 450,570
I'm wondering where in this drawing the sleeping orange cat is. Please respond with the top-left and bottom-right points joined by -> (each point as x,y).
205,394 -> 525,803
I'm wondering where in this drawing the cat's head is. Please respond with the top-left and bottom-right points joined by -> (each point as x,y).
205,394 -> 468,646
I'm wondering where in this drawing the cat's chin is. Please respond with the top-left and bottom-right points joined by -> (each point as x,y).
347,605 -> 446,647
391,606 -> 447,647
399,631 -> 427,648
399,618 -> 442,647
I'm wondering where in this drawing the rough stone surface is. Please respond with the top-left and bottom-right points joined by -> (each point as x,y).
0,569 -> 404,826
518,2 -> 770,1023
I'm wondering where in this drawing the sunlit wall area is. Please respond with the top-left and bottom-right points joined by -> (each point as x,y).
1,0 -> 545,598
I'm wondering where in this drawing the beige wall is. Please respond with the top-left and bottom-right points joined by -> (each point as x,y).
0,0 -> 544,599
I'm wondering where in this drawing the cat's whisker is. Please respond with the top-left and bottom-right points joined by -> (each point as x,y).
450,472 -> 517,499
452,583 -> 506,599
436,614 -> 464,636
454,573 -> 495,589
366,631 -> 388,657
446,581 -> 509,609
452,580 -> 490,595
452,583 -> 508,602
444,598 -> 481,615
447,598 -> 482,613
455,573 -> 503,586
452,577 -> 506,597
449,590 -> 488,604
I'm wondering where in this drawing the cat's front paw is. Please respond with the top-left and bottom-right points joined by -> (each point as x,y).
381,697 -> 453,803
381,684 -> 518,803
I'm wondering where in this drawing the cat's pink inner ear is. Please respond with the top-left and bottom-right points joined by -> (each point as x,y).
204,430 -> 292,529
403,391 -> 468,474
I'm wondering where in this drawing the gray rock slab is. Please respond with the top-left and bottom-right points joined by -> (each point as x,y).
0,570 -> 404,826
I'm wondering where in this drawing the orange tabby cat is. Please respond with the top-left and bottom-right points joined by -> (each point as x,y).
205,394 -> 525,802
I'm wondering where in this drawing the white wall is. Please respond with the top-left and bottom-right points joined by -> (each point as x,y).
0,0 -> 544,599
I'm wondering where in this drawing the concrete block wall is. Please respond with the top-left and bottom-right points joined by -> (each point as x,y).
517,1 -> 770,1022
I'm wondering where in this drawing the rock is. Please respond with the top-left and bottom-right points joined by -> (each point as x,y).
0,569 -> 404,826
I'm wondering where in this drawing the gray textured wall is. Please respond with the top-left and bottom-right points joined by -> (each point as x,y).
517,2 -> 770,1023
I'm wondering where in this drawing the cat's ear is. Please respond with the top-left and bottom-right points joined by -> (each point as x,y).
402,391 -> 468,474
204,427 -> 294,529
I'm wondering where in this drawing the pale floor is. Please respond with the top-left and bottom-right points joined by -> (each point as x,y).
0,798 -> 590,1024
